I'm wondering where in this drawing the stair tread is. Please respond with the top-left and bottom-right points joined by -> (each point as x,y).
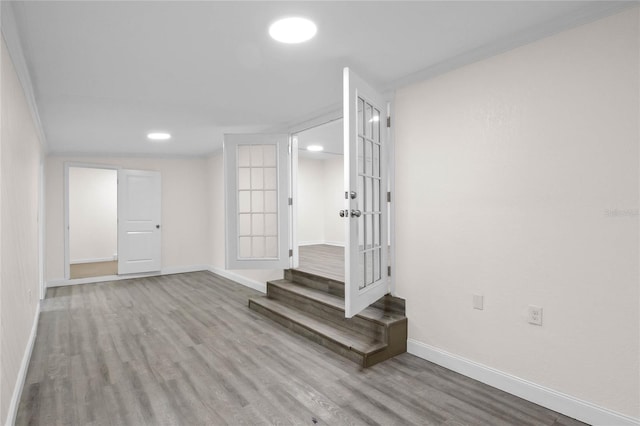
268,279 -> 406,325
249,296 -> 387,355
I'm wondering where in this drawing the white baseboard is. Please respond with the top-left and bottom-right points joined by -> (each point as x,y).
298,240 -> 344,247
47,265 -> 208,288
70,257 -> 115,264
5,302 -> 40,426
407,339 -> 639,426
207,266 -> 266,293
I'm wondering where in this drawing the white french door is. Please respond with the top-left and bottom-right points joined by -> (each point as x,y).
117,169 -> 162,274
343,67 -> 389,318
224,134 -> 291,270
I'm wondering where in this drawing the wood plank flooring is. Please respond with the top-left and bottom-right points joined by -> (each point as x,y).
17,271 -> 587,426
297,244 -> 344,281
70,260 -> 118,279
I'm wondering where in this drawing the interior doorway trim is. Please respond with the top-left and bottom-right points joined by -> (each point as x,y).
63,162 -> 120,280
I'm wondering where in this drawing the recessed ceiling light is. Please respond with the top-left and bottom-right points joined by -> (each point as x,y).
147,132 -> 171,141
269,17 -> 317,44
307,145 -> 323,152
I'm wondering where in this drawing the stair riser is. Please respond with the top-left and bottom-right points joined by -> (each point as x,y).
267,283 -> 384,342
248,299 -> 365,366
284,270 -> 344,297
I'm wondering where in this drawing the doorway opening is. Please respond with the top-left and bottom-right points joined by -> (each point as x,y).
293,118 -> 345,282
67,166 -> 118,279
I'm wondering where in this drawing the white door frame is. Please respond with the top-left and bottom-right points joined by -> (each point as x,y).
286,104 -> 396,295
63,162 -> 120,280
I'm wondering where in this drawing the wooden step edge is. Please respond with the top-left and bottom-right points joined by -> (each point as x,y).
248,296 -> 386,357
285,269 -> 345,286
267,279 -> 407,327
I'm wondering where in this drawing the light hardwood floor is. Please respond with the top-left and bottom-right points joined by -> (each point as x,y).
70,260 -> 118,279
297,244 -> 344,281
17,271 -> 586,425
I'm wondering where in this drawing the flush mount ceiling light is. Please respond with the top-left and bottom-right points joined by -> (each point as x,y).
269,17 -> 317,44
147,132 -> 171,141
307,145 -> 324,152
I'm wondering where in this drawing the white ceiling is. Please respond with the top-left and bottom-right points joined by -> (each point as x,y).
9,1 -> 632,156
296,118 -> 343,160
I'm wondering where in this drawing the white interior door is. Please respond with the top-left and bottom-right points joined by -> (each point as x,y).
118,169 -> 162,274
224,134 -> 290,269
343,67 -> 389,318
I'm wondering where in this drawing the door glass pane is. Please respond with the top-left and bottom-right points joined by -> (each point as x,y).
252,214 -> 264,235
264,191 -> 277,212
265,214 -> 277,235
263,145 -> 277,167
373,179 -> 380,212
365,141 -> 372,176
264,168 -> 277,189
238,146 -> 251,167
251,168 -> 263,189
239,214 -> 251,236
373,108 -> 380,143
373,214 -> 380,247
373,144 -> 380,178
358,98 -> 365,136
358,137 -> 364,175
239,191 -> 251,212
365,251 -> 373,285
251,146 -> 263,166
359,252 -> 366,290
238,168 -> 251,190
265,237 -> 278,257
239,237 -> 251,258
365,177 -> 373,213
251,191 -> 264,213
365,103 -> 373,139
252,237 -> 265,257
374,249 -> 381,281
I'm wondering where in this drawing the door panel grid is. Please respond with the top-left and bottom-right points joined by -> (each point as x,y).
237,144 -> 279,259
356,96 -> 383,290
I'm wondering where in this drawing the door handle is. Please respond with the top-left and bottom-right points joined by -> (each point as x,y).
339,209 -> 349,218
350,209 -> 362,218
156,224 -> 160,229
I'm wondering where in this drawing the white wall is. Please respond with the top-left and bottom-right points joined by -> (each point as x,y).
297,155 -> 345,246
45,156 -> 210,282
297,157 -> 326,245
69,167 -> 117,263
395,7 -> 639,420
0,36 -> 43,424
322,156 -> 345,246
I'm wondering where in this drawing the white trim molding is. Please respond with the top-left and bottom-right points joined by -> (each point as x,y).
208,266 -> 266,293
47,265 -> 209,288
5,302 -> 40,426
407,339 -> 640,426
70,257 -> 116,264
298,240 -> 345,247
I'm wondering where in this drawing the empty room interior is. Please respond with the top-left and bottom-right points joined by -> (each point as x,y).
1,1 -> 639,425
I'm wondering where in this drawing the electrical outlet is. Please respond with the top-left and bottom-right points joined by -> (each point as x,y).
528,305 -> 543,326
473,294 -> 484,310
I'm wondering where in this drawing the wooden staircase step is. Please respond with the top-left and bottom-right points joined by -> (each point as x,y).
284,269 -> 344,297
269,279 -> 406,326
248,296 -> 387,367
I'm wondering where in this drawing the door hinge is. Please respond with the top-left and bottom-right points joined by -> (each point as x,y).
387,192 -> 391,202
387,116 -> 391,128
289,249 -> 293,257
388,266 -> 391,276
288,197 -> 293,206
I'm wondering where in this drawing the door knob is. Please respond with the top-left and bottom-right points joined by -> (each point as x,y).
339,210 -> 349,218
350,209 -> 362,218
156,224 -> 160,229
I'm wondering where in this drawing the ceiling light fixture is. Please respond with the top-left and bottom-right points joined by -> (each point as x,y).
269,17 -> 317,44
147,132 -> 171,141
307,145 -> 324,152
